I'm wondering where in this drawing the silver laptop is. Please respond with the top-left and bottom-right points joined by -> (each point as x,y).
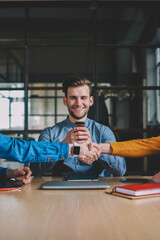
41,180 -> 110,190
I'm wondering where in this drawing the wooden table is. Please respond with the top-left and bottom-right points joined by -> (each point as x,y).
0,176 -> 160,240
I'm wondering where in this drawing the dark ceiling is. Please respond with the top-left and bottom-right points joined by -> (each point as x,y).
0,1 -> 159,46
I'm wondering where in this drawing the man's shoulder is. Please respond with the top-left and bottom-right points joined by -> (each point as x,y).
43,119 -> 68,132
39,119 -> 69,141
40,118 -> 71,137
52,120 -> 67,129
87,118 -> 111,130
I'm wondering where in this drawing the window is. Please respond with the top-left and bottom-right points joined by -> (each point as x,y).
0,90 -> 24,129
156,48 -> 160,123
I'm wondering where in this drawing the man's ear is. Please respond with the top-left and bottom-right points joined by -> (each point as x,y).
89,96 -> 94,106
63,96 -> 67,106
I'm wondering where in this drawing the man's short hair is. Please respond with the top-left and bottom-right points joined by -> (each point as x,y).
62,74 -> 92,97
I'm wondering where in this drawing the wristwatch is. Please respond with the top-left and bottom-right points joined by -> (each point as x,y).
72,142 -> 80,156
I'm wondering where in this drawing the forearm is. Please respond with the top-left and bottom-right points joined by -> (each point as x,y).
110,137 -> 160,157
99,141 -> 154,158
0,134 -> 69,163
98,137 -> 160,158
98,143 -> 113,155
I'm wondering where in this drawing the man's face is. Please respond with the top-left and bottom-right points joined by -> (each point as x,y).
63,85 -> 93,122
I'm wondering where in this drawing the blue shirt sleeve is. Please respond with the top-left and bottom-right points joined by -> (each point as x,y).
0,133 -> 69,163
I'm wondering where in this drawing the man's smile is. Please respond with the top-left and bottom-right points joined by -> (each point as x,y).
72,106 -> 85,111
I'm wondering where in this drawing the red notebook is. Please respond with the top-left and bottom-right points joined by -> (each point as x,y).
114,183 -> 160,197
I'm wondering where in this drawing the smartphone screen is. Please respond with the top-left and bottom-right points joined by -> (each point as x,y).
75,121 -> 85,127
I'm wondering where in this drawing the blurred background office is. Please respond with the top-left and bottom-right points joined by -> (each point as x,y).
0,0 -> 160,176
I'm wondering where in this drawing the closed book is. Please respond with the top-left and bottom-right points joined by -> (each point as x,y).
0,180 -> 22,192
114,183 -> 160,196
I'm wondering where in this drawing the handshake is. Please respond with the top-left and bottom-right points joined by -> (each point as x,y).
69,142 -> 112,165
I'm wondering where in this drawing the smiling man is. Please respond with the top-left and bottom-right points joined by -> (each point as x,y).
63,82 -> 93,122
30,74 -> 126,177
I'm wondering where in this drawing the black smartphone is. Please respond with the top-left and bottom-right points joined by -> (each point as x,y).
75,121 -> 85,127
120,178 -> 149,183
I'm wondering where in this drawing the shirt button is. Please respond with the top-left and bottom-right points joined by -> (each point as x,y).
47,158 -> 50,161
62,156 -> 65,160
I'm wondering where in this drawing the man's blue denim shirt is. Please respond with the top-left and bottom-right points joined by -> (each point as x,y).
34,117 -> 126,177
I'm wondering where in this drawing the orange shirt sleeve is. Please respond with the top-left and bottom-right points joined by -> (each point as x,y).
110,136 -> 160,158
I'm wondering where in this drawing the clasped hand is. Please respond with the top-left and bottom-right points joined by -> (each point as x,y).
6,167 -> 32,184
62,126 -> 91,144
78,141 -> 100,164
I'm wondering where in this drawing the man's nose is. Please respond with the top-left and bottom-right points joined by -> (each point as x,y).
75,98 -> 82,105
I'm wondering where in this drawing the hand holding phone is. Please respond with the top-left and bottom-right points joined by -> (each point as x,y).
74,121 -> 91,143
62,121 -> 91,143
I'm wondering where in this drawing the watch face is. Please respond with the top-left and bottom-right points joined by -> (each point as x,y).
73,146 -> 80,155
